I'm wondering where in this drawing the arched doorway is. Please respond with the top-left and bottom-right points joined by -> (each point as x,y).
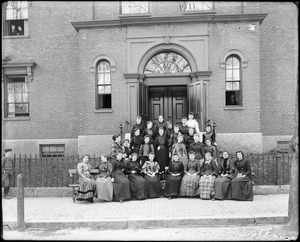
124,43 -> 211,131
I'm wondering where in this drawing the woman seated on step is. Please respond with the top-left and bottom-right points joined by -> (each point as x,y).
214,151 -> 235,200
77,155 -> 96,203
94,154 -> 113,202
141,152 -> 162,198
227,151 -> 254,201
111,151 -> 131,203
179,150 -> 201,197
124,152 -> 147,200
197,151 -> 218,200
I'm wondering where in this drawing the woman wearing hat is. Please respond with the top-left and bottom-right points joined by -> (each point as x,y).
124,153 -> 147,200
186,112 -> 200,134
130,115 -> 145,138
197,151 -> 218,200
179,150 -> 201,197
94,154 -> 113,202
214,151 -> 235,200
202,124 -> 216,145
139,134 -> 154,167
141,152 -> 162,198
164,153 -> 184,199
227,151 -> 253,201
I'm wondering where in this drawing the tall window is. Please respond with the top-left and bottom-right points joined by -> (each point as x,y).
3,1 -> 28,36
5,76 -> 29,117
96,60 -> 112,109
121,1 -> 149,14
144,52 -> 191,74
225,55 -> 241,106
182,2 -> 213,11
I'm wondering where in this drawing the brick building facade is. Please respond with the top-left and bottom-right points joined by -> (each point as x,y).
2,1 -> 298,156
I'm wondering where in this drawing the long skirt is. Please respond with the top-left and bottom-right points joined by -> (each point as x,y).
113,172 -> 131,201
155,146 -> 169,172
128,173 -> 147,200
164,174 -> 182,197
179,174 -> 200,197
228,176 -> 253,201
77,177 -> 96,201
214,176 -> 232,200
95,176 -> 113,201
144,175 -> 162,198
198,175 -> 216,199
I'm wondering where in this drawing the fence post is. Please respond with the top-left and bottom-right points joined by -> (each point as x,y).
275,154 -> 283,185
17,174 -> 25,231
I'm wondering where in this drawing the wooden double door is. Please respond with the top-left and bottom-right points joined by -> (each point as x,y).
149,86 -> 187,125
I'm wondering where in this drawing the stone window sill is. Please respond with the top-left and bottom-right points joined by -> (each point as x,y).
223,106 -> 244,110
3,117 -> 31,121
94,109 -> 113,113
2,35 -> 30,39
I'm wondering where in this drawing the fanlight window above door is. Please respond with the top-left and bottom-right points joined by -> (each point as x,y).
144,52 -> 192,74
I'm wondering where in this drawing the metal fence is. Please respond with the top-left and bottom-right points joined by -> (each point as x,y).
8,153 -> 292,188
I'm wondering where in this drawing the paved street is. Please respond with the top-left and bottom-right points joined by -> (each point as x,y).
2,224 -> 298,240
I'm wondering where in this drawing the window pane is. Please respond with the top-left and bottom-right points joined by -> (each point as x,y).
97,94 -> 112,109
103,62 -> 110,72
8,93 -> 15,102
15,92 -> 22,102
6,1 -> 28,20
226,70 -> 232,80
232,82 -> 240,90
185,2 -> 213,11
49,146 -> 57,152
57,146 -> 65,152
8,103 -> 15,113
98,86 -> 105,94
226,82 -> 233,90
122,1 -> 149,14
226,57 -> 233,68
233,69 -> 240,80
104,85 -> 111,94
232,57 -> 240,68
144,52 -> 191,73
98,74 -> 104,85
15,103 -> 28,113
104,74 -> 110,84
7,84 -> 15,93
42,146 -> 50,152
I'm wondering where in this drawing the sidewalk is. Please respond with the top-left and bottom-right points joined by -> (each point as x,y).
2,194 -> 289,230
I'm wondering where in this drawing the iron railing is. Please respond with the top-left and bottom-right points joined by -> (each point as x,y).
8,153 -> 292,188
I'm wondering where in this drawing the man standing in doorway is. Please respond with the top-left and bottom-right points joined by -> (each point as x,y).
2,148 -> 14,199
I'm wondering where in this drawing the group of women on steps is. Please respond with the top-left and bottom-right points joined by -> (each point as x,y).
76,112 -> 253,203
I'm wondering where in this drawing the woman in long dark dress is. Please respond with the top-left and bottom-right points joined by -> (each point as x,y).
139,134 -> 155,167
179,151 -> 201,197
77,155 -> 96,203
172,134 -> 188,164
130,128 -> 143,155
122,138 -> 131,159
144,120 -> 156,145
124,153 -> 147,200
141,152 -> 162,198
228,151 -> 253,201
189,133 -> 205,161
95,155 -> 113,202
110,134 -> 123,160
164,153 -> 184,199
203,137 -> 218,162
111,152 -> 131,203
154,127 -> 169,175
197,151 -> 218,200
214,151 -> 235,200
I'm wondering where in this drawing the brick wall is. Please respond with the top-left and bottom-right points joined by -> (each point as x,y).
259,2 -> 298,135
208,21 -> 261,133
2,2 -> 92,140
